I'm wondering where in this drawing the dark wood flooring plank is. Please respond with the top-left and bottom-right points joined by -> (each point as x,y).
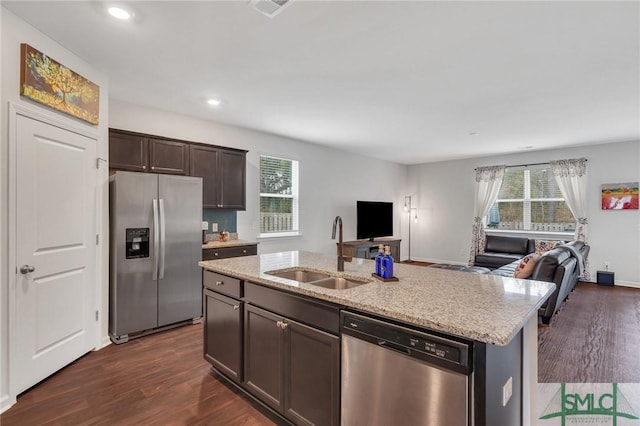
1,323 -> 276,426
538,281 -> 640,383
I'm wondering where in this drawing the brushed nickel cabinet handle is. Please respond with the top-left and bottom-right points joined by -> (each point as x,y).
276,321 -> 283,328
215,281 -> 223,286
233,305 -> 240,310
280,321 -> 288,329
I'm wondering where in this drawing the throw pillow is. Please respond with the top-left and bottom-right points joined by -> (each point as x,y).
514,254 -> 540,279
535,239 -> 561,254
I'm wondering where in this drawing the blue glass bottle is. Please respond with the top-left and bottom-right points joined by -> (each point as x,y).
382,245 -> 394,279
374,244 -> 384,276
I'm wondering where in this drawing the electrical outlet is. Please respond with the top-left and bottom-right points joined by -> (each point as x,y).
211,223 -> 219,232
604,261 -> 610,271
502,376 -> 513,407
201,221 -> 208,231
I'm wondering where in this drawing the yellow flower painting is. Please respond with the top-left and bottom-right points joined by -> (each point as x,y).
20,43 -> 99,125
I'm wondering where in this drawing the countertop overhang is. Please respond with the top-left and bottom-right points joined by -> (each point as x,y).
202,239 -> 258,249
199,251 -> 555,346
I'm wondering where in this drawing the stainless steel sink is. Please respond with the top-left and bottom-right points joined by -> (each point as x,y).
265,268 -> 371,289
265,269 -> 332,283
307,276 -> 370,290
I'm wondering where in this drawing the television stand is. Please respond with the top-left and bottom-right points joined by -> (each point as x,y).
339,238 -> 401,261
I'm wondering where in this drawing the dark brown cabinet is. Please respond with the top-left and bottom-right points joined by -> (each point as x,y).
148,138 -> 189,175
190,144 -> 247,209
109,130 -> 148,172
202,243 -> 257,261
203,271 -> 340,426
244,305 -> 284,410
108,129 -> 189,175
244,303 -> 340,426
204,289 -> 242,382
109,129 -> 247,209
342,238 -> 401,261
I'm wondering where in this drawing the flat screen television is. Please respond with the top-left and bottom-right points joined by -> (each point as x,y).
356,201 -> 393,241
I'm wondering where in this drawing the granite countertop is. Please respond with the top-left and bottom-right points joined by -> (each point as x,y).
202,240 -> 259,249
199,251 -> 555,346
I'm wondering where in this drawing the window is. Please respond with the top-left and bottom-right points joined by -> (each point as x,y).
487,166 -> 575,232
260,155 -> 299,236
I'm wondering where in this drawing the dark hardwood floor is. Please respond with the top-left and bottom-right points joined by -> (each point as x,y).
1,323 -> 277,426
538,281 -> 640,383
4,281 -> 638,424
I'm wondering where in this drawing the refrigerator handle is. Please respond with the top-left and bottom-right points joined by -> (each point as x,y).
152,199 -> 159,281
159,198 -> 166,280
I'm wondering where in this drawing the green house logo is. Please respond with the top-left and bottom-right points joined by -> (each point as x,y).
540,383 -> 639,425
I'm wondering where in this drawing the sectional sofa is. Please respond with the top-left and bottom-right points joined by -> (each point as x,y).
433,235 -> 590,324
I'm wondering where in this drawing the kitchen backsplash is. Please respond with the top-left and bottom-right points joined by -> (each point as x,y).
202,209 -> 237,234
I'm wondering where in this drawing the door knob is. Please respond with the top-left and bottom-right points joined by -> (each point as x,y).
20,265 -> 35,274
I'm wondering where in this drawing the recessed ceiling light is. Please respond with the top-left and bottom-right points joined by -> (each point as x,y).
207,98 -> 222,107
108,7 -> 131,20
469,132 -> 478,136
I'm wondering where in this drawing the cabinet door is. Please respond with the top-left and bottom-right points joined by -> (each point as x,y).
109,130 -> 148,172
190,145 -> 221,208
244,305 -> 283,412
284,320 -> 340,426
220,150 -> 246,210
149,138 -> 189,175
204,289 -> 243,381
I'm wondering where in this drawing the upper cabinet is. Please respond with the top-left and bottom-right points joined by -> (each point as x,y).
109,128 -> 247,210
189,145 -> 247,210
148,138 -> 190,175
109,130 -> 148,172
109,129 -> 189,175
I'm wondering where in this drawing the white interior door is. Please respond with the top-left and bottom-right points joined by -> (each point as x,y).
12,112 -> 97,395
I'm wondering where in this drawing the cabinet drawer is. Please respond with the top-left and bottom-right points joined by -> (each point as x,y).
203,244 -> 257,260
244,282 -> 339,335
203,271 -> 242,298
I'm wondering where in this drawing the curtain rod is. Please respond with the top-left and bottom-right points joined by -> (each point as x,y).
474,159 -> 587,171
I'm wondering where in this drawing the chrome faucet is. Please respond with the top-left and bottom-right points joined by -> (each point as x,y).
331,216 -> 345,272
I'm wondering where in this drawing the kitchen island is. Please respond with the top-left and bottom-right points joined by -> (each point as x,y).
200,251 -> 555,425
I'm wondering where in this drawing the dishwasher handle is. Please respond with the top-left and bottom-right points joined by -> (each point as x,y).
378,340 -> 411,356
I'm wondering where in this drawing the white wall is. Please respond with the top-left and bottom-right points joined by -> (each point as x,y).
0,9 -> 109,411
407,140 -> 640,286
109,99 -> 407,256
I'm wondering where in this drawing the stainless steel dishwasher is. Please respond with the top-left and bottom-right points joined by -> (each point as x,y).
341,311 -> 473,426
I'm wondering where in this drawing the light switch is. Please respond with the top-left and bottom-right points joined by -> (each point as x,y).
211,223 -> 219,232
201,221 -> 209,231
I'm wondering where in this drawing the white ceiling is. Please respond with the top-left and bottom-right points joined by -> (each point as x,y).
4,1 -> 639,165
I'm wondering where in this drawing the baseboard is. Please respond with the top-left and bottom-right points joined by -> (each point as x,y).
1,393 -> 16,414
580,280 -> 640,289
611,280 -> 640,289
95,335 -> 112,350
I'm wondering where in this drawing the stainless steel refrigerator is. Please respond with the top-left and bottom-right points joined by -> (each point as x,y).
109,171 -> 203,344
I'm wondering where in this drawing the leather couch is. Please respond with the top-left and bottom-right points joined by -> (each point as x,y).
474,235 -> 535,269
489,240 -> 590,324
434,237 -> 590,324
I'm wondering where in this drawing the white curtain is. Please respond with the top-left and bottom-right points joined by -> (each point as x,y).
550,157 -> 590,279
469,165 -> 506,265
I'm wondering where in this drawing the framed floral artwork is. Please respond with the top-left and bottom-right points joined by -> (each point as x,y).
20,43 -> 99,125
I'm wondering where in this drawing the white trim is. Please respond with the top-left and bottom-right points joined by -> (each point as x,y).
7,101 -> 101,400
257,232 -> 303,240
607,280 -> 640,289
1,394 -> 16,414
95,336 -> 112,350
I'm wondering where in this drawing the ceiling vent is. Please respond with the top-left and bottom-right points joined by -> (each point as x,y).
249,0 -> 293,18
